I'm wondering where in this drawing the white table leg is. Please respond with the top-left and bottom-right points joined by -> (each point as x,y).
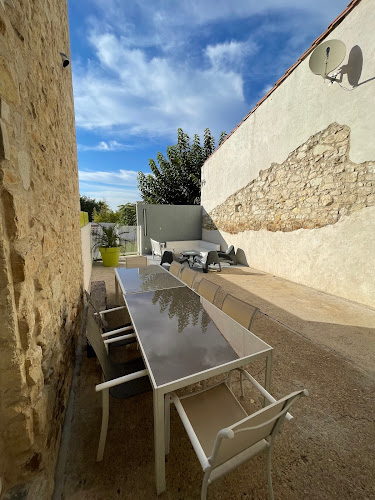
264,351 -> 273,406
154,388 -> 166,494
115,274 -> 119,303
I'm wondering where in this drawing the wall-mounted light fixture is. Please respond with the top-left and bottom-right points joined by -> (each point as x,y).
60,52 -> 70,68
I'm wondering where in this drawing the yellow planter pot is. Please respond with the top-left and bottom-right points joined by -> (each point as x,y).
99,247 -> 121,267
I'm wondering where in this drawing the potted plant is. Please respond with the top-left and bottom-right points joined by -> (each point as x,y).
93,224 -> 128,267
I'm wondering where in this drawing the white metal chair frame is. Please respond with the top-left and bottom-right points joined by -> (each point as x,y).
84,289 -> 136,348
165,368 -> 308,500
150,238 -> 165,259
85,310 -> 150,461
95,368 -> 149,461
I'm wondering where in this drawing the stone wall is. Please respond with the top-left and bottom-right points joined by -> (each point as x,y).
0,1 -> 82,498
200,1 -> 375,306
81,223 -> 92,291
203,123 -> 375,234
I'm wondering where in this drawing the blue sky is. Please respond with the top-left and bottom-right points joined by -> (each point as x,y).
69,0 -> 349,210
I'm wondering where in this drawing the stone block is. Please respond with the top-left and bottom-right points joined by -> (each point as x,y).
310,177 -> 322,187
0,55 -> 19,104
17,151 -> 31,190
0,98 -> 10,122
0,118 -> 10,160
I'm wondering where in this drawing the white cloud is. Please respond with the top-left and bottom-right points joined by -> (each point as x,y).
79,169 -> 139,186
80,184 -> 141,211
73,30 -> 247,139
206,40 -> 258,70
73,0 -> 349,141
77,140 -> 133,152
92,0 -> 349,34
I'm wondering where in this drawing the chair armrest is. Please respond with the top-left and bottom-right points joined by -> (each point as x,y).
103,333 -> 136,344
97,306 -> 126,316
95,369 -> 148,392
101,325 -> 133,338
234,369 -> 294,421
169,392 -> 211,470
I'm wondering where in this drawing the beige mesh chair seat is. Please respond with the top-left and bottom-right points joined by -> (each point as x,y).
197,279 -> 221,303
165,369 -> 308,500
179,266 -> 199,288
169,261 -> 184,277
221,293 -> 259,331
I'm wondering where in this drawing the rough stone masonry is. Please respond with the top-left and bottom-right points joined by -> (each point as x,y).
203,123 -> 375,233
0,1 -> 83,498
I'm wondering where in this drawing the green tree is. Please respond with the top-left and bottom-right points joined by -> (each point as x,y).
92,205 -> 121,223
137,128 -> 226,205
118,203 -> 137,226
80,195 -> 106,222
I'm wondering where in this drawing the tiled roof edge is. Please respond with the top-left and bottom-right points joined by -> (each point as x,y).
205,0 -> 362,163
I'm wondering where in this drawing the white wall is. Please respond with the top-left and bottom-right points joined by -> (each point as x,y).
81,223 -> 92,291
201,0 -> 375,307
202,0 -> 375,213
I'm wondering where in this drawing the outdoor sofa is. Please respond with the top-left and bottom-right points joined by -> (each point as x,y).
165,239 -> 220,254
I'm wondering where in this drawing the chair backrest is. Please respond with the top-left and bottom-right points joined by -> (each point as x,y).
84,290 -> 109,329
85,310 -> 115,380
180,267 -> 198,288
84,289 -> 98,312
221,293 -> 258,330
225,245 -> 234,255
160,250 -> 174,266
210,390 -> 306,468
169,261 -> 183,277
206,251 -> 220,266
150,238 -> 163,257
197,279 -> 221,303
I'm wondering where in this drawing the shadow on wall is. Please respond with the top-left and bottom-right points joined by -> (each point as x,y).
204,231 -> 249,267
236,248 -> 249,266
340,45 -> 375,87
203,230 -> 251,267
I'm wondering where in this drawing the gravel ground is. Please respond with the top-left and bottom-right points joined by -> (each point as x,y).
53,259 -> 375,500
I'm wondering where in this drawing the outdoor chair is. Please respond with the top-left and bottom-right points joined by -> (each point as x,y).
150,238 -> 165,259
197,279 -> 221,304
165,368 -> 308,500
194,251 -> 221,273
85,311 -> 151,461
160,250 -> 189,267
169,261 -> 184,277
221,293 -> 259,331
218,245 -> 237,265
179,267 -> 199,288
84,290 -> 136,349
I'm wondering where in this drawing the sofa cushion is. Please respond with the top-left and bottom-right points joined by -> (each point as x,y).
165,240 -> 220,254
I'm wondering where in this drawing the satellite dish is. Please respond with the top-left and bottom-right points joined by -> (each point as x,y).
309,39 -> 346,81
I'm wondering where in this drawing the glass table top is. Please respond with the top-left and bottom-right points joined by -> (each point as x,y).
125,286 -> 271,387
115,265 -> 185,294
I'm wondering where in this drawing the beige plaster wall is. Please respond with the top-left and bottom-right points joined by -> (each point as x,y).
201,0 -> 375,307
0,1 -> 82,498
81,223 -> 92,291
203,206 -> 375,308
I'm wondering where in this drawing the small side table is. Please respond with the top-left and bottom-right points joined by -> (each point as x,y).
180,250 -> 200,268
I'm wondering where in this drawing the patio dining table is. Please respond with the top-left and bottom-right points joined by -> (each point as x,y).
114,264 -> 185,299
117,267 -> 273,495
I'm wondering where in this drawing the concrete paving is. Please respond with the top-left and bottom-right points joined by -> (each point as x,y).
54,257 -> 375,500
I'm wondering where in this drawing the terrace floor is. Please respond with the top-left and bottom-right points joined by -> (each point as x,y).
53,257 -> 375,500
